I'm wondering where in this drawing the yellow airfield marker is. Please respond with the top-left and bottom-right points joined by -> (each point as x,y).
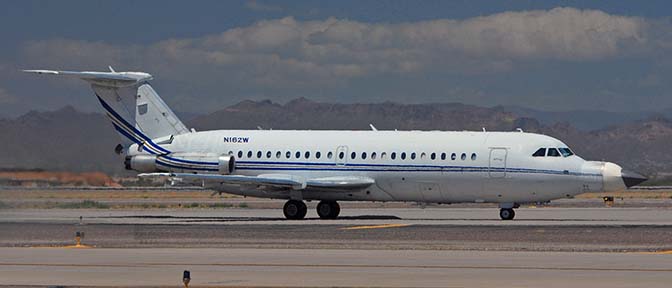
638,250 -> 672,255
34,231 -> 93,249
62,244 -> 93,249
341,223 -> 411,230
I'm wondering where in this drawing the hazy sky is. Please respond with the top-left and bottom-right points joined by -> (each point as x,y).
2,0 -> 672,116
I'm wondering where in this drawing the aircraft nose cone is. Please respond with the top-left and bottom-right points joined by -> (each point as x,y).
621,169 -> 648,188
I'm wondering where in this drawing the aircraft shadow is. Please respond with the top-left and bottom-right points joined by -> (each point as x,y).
99,215 -> 402,223
96,215 -> 621,223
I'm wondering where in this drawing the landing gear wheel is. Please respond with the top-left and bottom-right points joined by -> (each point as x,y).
499,208 -> 515,220
283,200 -> 307,220
317,201 -> 340,219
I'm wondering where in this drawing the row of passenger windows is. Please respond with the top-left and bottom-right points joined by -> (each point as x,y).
231,150 -> 478,161
532,147 -> 574,157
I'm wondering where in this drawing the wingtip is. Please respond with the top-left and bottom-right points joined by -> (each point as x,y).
23,69 -> 59,75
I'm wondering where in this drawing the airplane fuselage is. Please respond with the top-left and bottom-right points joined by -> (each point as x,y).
128,129 -> 612,205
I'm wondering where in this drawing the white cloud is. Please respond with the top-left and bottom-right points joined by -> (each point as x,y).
20,8 -> 657,89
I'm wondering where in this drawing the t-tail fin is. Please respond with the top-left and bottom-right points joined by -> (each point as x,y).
24,69 -> 189,154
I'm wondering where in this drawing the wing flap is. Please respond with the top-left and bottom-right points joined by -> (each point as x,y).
307,176 -> 375,189
139,173 -> 375,191
139,173 -> 306,189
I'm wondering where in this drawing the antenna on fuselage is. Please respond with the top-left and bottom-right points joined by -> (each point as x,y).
369,124 -> 378,131
516,128 -> 524,132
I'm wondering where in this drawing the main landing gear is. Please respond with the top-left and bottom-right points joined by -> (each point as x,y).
316,201 -> 340,219
283,200 -> 307,220
282,200 -> 341,220
499,208 -> 515,220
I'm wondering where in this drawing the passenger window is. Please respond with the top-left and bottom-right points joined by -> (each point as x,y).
316,151 -> 321,159
461,153 -> 466,160
410,152 -> 416,160
532,148 -> 546,157
471,153 -> 477,161
381,152 -> 387,159
547,148 -> 561,157
361,152 -> 367,159
421,152 -> 426,160
431,153 -> 436,160
371,152 -> 377,160
228,151 -> 233,155
286,151 -> 291,159
266,151 -> 272,158
401,152 -> 407,160
305,151 -> 310,159
327,152 -> 333,159
339,152 -> 345,159
441,153 -> 446,160
276,151 -> 281,159
257,151 -> 262,158
351,152 -> 356,159
247,151 -> 253,158
451,153 -> 456,160
391,152 -> 397,160
294,151 -> 300,159
238,151 -> 243,158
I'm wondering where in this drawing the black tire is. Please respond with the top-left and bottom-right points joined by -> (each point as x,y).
317,201 -> 340,219
283,200 -> 307,220
499,208 -> 515,220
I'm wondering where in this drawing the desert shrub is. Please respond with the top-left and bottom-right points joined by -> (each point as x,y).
59,200 -> 109,209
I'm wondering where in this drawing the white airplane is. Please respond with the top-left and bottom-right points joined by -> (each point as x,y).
25,68 -> 648,220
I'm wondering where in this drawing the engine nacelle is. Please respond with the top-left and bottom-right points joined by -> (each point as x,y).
125,153 -> 235,174
216,154 -> 236,174
125,154 -> 158,173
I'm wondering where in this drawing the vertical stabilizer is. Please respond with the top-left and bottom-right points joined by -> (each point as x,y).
24,69 -> 189,153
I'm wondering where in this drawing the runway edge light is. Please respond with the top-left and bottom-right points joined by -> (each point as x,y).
183,270 -> 191,288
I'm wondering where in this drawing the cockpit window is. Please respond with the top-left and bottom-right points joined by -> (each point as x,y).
547,148 -> 561,157
532,148 -> 546,157
559,148 -> 574,157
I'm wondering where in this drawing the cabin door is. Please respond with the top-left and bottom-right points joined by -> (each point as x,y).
488,148 -> 507,178
335,145 -> 348,166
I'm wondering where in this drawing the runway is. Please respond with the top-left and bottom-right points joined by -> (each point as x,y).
1,248 -> 672,287
1,205 -> 672,287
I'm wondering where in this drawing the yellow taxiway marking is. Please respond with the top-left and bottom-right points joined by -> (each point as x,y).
341,224 -> 411,230
638,250 -> 672,255
30,244 -> 93,249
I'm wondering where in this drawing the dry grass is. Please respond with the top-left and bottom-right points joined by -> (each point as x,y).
0,189 -> 236,200
577,190 -> 672,199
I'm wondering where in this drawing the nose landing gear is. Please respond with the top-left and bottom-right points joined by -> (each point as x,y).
499,208 -> 515,220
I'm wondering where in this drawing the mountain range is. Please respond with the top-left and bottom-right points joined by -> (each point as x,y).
2,99 -> 671,182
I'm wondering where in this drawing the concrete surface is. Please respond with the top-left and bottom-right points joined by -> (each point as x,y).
2,205 -> 672,287
0,248 -> 671,287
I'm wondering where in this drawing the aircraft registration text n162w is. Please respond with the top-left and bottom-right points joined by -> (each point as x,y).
223,137 -> 250,143
25,68 -> 649,220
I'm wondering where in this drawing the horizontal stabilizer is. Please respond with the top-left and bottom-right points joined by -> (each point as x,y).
23,69 -> 152,87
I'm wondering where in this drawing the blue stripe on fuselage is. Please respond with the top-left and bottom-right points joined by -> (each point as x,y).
96,94 -> 170,154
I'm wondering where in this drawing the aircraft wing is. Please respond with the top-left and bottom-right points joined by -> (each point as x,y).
139,173 -> 375,191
